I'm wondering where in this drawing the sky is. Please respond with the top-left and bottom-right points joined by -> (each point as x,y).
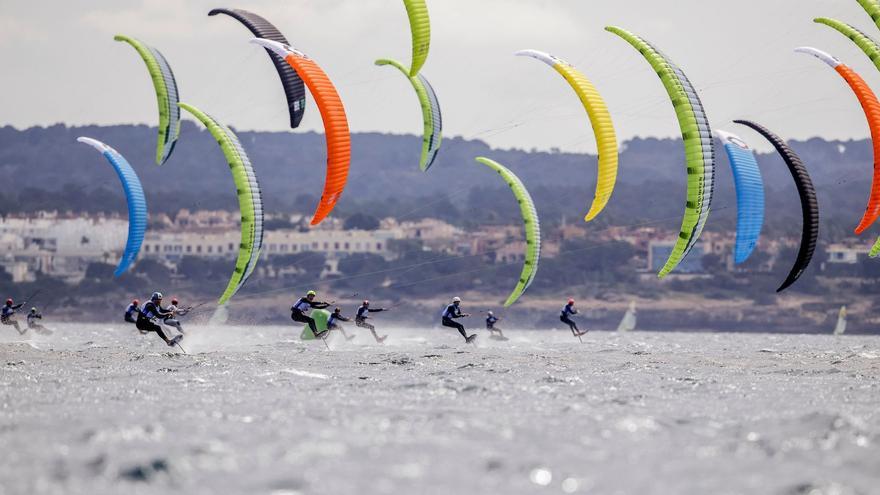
0,0 -> 878,153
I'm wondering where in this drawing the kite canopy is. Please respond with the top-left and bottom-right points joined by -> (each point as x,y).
208,8 -> 307,128
871,237 -> 880,257
77,137 -> 147,277
403,0 -> 431,76
515,49 -> 618,222
715,130 -> 764,264
251,38 -> 351,225
178,103 -> 264,305
475,157 -> 541,307
796,46 -> 880,234
113,35 -> 180,165
606,26 -> 715,278
734,120 -> 819,293
375,58 -> 442,171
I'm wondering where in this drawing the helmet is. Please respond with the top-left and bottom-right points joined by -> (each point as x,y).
487,311 -> 494,316
568,298 -> 575,305
30,307 -> 37,312
151,292 -> 163,301
452,296 -> 461,303
334,307 -> 342,313
307,290 -> 317,297
132,299 -> 140,306
363,300 -> 370,306
171,298 -> 179,305
5,299 -> 12,306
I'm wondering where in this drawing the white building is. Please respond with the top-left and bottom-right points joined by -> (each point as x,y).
141,228 -> 403,263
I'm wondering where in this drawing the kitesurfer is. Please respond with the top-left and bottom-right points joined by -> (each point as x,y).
327,307 -> 356,341
162,297 -> 190,334
355,300 -> 388,343
560,299 -> 586,336
441,297 -> 476,343
124,299 -> 141,324
1,299 -> 26,335
486,311 -> 507,340
26,307 -> 51,335
136,292 -> 182,347
291,290 -> 331,338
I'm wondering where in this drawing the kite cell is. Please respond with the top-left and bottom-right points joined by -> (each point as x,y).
734,120 -> 819,293
375,58 -> 442,171
402,0 -> 431,76
208,8 -> 307,128
77,137 -> 147,277
515,49 -> 618,222
606,26 -> 715,278
476,157 -> 541,307
872,237 -> 880,257
715,130 -> 765,264
179,103 -> 264,305
251,39 -> 351,225
796,46 -> 880,234
114,35 -> 180,165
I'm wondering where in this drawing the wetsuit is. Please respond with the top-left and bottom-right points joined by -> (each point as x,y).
1,303 -> 25,335
290,297 -> 330,336
355,305 -> 385,331
124,304 -> 141,324
137,301 -> 174,344
486,315 -> 499,330
327,312 -> 350,330
441,303 -> 468,339
26,311 -> 50,334
560,303 -> 580,334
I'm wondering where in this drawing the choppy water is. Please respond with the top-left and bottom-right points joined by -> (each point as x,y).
1,324 -> 879,494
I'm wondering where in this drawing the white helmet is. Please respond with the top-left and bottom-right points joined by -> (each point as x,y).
151,292 -> 163,301
452,296 -> 461,303
487,311 -> 494,316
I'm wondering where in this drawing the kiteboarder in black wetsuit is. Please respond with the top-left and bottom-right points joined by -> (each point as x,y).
486,311 -> 507,341
136,292 -> 182,347
124,299 -> 141,324
26,307 -> 52,335
442,297 -> 475,343
355,300 -> 388,343
291,290 -> 331,338
327,307 -> 356,341
2,299 -> 26,335
561,299 -> 586,336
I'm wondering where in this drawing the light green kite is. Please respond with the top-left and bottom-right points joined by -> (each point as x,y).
476,157 -> 541,307
114,35 -> 180,165
375,58 -> 442,171
179,103 -> 264,305
606,26 -> 715,278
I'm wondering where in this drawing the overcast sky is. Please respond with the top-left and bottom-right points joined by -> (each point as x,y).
0,0 -> 877,152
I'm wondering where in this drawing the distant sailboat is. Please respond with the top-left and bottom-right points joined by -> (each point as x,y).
617,301 -> 637,332
833,305 -> 847,335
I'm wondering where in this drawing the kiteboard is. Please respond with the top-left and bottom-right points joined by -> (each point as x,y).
300,309 -> 331,341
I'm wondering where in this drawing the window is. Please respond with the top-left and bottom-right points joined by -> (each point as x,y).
229,243 -> 234,251
208,246 -> 213,254
197,246 -> 202,254
376,243 -> 383,250
334,242 -> 340,250
323,242 -> 329,250
186,246 -> 192,253
344,242 -> 350,250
